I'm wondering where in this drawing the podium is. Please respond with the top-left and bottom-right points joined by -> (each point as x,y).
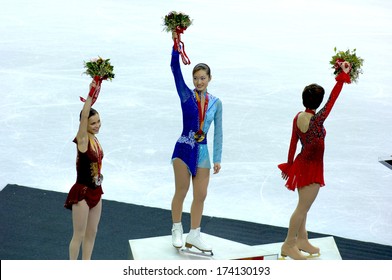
129,233 -> 342,260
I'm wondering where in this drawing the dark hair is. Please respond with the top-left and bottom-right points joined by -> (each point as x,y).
193,63 -> 211,77
79,108 -> 98,121
302,84 -> 325,109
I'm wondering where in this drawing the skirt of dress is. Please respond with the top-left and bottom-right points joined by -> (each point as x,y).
278,156 -> 325,191
64,183 -> 103,210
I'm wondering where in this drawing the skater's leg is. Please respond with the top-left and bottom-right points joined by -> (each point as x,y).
69,200 -> 89,260
81,199 -> 102,260
297,215 -> 320,255
287,183 -> 320,237
171,159 -> 191,223
190,167 -> 210,229
171,159 -> 190,248
281,183 -> 320,260
184,168 -> 212,253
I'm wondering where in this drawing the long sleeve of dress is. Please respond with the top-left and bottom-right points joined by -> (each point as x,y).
314,77 -> 346,125
313,71 -> 349,126
287,117 -> 300,164
213,99 -> 223,163
170,49 -> 192,103
278,116 -> 299,174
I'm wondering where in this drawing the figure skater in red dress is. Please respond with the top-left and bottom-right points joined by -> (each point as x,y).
278,62 -> 351,260
64,81 -> 104,260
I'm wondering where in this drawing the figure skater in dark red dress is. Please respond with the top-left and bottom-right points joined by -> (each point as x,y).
278,62 -> 351,260
64,81 -> 104,260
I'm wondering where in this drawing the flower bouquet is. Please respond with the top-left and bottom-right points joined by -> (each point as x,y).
80,56 -> 115,105
163,11 -> 192,33
163,11 -> 193,65
330,47 -> 364,83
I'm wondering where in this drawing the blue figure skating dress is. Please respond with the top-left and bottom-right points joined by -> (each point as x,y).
170,49 -> 223,176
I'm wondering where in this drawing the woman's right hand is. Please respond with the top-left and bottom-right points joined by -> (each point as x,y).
335,61 -> 352,83
340,61 -> 351,74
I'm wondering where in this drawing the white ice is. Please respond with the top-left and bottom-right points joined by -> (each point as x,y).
1,0 -> 391,246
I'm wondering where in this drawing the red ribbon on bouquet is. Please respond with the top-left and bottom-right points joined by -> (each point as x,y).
80,76 -> 103,106
174,26 -> 191,65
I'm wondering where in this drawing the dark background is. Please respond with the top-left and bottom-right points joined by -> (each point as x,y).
1,184 -> 391,260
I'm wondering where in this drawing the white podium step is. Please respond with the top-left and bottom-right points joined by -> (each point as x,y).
129,234 -> 341,260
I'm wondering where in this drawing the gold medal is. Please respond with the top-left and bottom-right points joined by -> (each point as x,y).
95,174 -> 104,186
194,131 -> 205,142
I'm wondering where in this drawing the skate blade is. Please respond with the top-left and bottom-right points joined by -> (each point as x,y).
278,254 -> 287,260
304,252 -> 321,259
180,248 -> 214,258
279,253 -> 308,260
184,243 -> 214,256
299,248 -> 321,259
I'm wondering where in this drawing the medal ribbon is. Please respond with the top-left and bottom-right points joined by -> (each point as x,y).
174,26 -> 191,65
93,137 -> 103,179
195,91 -> 209,136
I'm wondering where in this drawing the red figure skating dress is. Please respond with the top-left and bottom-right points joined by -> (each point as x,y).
64,137 -> 104,209
278,72 -> 350,191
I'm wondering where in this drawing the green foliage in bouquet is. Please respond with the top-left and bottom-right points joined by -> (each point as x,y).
84,57 -> 115,80
330,47 -> 364,83
163,11 -> 192,32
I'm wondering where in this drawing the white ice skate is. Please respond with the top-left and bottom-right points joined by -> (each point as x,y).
184,228 -> 213,256
171,222 -> 183,249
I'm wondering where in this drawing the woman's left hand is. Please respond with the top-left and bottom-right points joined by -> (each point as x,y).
172,31 -> 178,41
213,163 -> 221,174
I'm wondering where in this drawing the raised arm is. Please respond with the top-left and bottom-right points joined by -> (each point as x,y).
314,62 -> 351,123
76,81 -> 96,153
170,32 -> 192,102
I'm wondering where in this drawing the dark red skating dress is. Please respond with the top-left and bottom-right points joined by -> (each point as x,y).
278,72 -> 350,191
64,137 -> 104,209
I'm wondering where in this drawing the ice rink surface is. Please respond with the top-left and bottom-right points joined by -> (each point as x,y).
1,0 -> 391,246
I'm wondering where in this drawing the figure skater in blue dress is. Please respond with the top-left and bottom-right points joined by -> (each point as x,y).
170,32 -> 223,254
